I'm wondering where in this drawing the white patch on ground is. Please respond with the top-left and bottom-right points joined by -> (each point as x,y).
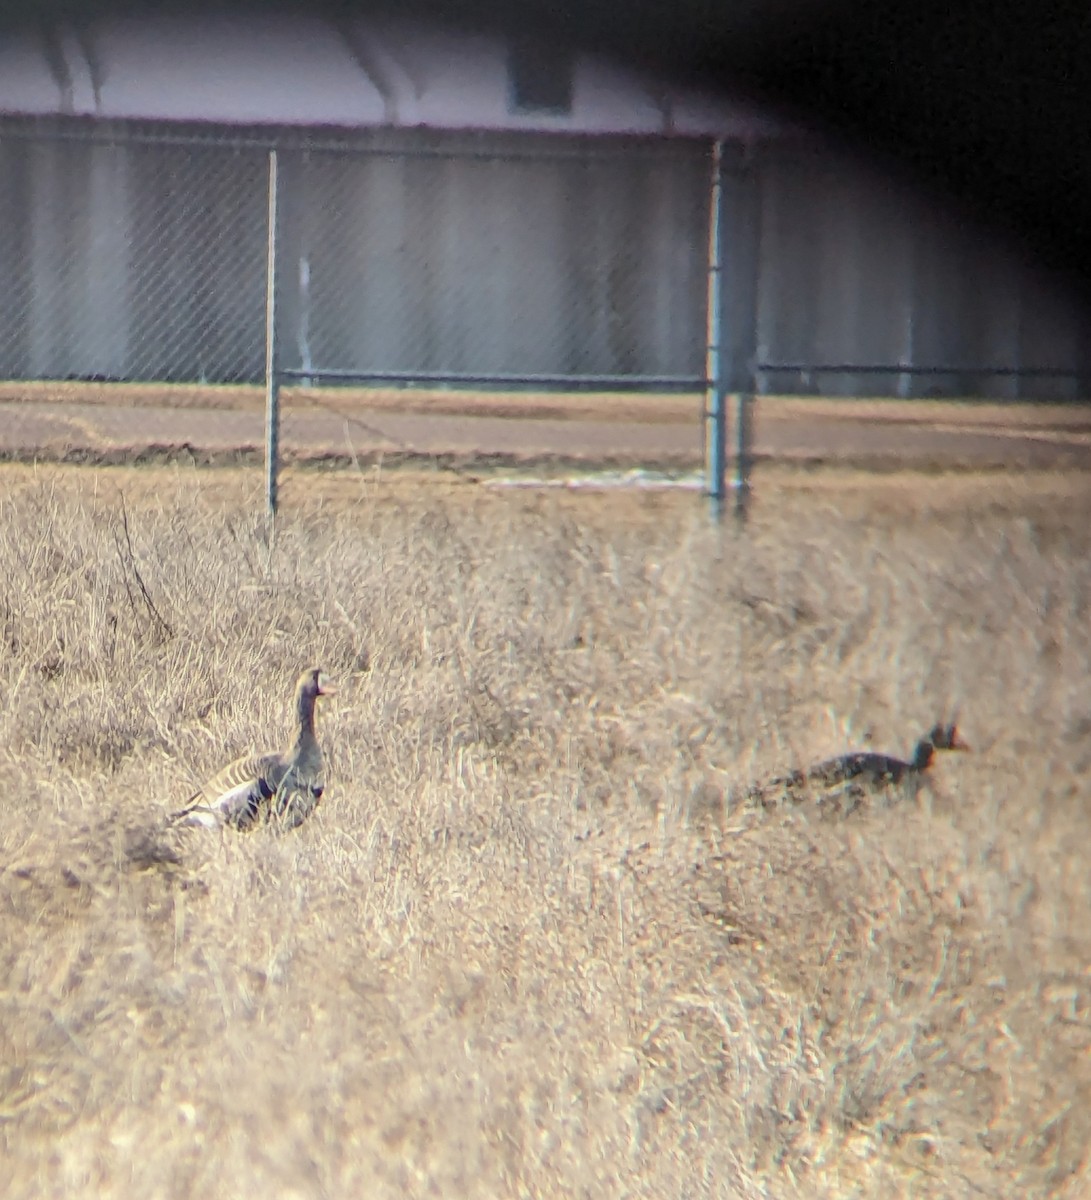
484,468 -> 726,491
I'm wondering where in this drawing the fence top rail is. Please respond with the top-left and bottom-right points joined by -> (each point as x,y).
277,368 -> 709,392
0,114 -> 722,163
280,364 -> 1090,388
757,362 -> 1089,378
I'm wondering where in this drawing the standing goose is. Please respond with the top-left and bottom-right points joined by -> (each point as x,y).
173,668 -> 337,830
746,722 -> 970,817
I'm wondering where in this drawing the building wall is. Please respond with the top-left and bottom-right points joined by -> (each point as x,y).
0,127 -> 272,382
274,137 -> 712,380
0,14 -> 768,139
0,118 -> 1086,397
750,145 -> 1090,399
0,121 -> 713,383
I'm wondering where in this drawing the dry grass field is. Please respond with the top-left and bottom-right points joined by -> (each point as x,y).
1,461 -> 1090,1198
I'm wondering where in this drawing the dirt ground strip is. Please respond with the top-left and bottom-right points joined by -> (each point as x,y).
0,383 -> 1089,472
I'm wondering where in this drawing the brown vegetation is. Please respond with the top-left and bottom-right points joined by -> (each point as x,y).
1,462 -> 1089,1198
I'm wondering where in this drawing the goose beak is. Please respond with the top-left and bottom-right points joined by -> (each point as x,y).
317,674 -> 338,697
949,728 -> 971,751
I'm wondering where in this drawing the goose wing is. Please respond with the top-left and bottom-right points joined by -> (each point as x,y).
172,751 -> 290,830
746,751 -> 914,816
810,751 -> 912,788
745,767 -> 807,809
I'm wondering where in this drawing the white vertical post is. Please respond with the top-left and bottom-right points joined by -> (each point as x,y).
265,148 -> 280,519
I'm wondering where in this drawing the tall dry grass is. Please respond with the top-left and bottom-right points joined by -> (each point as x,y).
0,462 -> 1089,1198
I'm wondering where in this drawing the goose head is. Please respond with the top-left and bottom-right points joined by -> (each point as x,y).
297,667 -> 338,699
911,722 -> 970,770
927,723 -> 970,753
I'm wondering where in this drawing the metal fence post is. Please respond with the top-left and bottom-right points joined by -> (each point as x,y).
735,390 -> 752,519
705,139 -> 727,520
718,142 -> 761,523
264,147 -> 280,520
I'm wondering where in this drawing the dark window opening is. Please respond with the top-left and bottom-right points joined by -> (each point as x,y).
508,37 -> 574,115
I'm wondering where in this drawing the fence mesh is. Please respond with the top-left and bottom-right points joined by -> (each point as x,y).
0,129 -> 270,385
0,120 -> 712,482
274,140 -> 710,382
272,135 -> 712,488
2,117 -> 1088,501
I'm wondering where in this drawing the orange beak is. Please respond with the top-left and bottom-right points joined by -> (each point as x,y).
317,674 -> 338,697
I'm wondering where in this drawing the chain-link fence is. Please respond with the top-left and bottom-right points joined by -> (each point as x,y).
0,118 -> 716,506
273,135 -> 710,383
269,131 -> 714,507
0,123 -> 271,384
0,122 -> 274,476
2,116 -> 1090,519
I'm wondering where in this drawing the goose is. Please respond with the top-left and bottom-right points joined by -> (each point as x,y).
172,668 -> 337,831
746,722 -> 970,817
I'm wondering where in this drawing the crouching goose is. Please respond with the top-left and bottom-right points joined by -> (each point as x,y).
746,722 -> 970,817
172,668 -> 337,831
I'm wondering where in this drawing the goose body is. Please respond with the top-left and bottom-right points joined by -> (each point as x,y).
173,668 -> 336,831
747,723 -> 970,817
